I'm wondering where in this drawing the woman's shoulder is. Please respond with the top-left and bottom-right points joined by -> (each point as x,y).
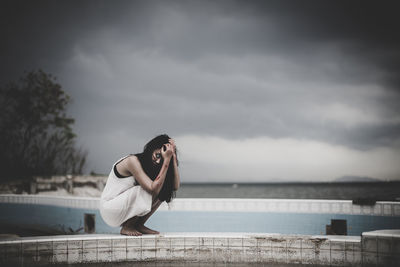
125,155 -> 146,174
125,154 -> 140,166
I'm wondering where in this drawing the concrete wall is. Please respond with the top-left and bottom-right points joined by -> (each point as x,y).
1,231 -> 399,266
1,194 -> 400,216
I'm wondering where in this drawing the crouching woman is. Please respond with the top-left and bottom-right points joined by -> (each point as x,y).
99,134 -> 180,236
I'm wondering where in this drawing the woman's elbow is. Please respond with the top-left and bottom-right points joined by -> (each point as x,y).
149,181 -> 162,196
145,187 -> 155,195
146,183 -> 155,194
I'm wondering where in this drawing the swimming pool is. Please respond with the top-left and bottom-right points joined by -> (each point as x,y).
1,195 -> 399,236
1,195 -> 399,266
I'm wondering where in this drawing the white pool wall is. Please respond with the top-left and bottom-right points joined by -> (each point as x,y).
1,194 -> 399,216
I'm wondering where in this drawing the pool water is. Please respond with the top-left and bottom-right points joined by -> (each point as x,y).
1,203 -> 400,236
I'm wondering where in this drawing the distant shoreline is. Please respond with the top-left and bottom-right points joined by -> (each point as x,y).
180,180 -> 400,185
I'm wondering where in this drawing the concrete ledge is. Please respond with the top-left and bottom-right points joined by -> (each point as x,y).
2,231 -> 398,266
0,232 -> 364,266
361,229 -> 400,266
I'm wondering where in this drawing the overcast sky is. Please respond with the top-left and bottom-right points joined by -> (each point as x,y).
1,0 -> 400,182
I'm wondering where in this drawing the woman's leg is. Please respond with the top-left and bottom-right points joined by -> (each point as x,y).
120,197 -> 162,235
135,198 -> 163,234
120,216 -> 142,236
118,185 -> 158,236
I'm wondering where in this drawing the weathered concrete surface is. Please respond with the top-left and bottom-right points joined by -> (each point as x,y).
361,229 -> 400,267
0,232 -> 373,266
2,231 -> 399,266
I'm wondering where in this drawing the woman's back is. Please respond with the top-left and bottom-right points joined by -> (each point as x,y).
100,155 -> 136,201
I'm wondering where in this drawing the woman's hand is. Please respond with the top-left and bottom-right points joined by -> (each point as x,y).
161,143 -> 173,159
169,138 -> 177,156
168,138 -> 180,190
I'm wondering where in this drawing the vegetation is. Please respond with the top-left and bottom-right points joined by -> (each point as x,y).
0,70 -> 86,181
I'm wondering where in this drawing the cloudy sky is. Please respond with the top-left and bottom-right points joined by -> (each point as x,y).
2,0 -> 400,182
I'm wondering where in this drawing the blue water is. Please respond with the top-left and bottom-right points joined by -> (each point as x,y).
1,203 -> 399,236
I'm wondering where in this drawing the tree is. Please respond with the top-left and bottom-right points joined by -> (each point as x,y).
0,70 -> 86,181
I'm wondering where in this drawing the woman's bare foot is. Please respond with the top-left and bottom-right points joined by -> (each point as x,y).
120,224 -> 142,236
135,223 -> 160,234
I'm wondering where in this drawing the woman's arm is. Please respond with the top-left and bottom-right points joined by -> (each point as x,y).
126,144 -> 173,195
169,139 -> 180,190
172,153 -> 180,190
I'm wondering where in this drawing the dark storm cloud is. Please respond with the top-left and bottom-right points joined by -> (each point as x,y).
3,1 -> 399,75
1,0 -> 141,78
1,0 -> 400,175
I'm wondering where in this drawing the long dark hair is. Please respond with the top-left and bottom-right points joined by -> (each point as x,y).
135,134 -> 178,203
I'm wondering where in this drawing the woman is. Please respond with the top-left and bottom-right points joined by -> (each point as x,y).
99,134 -> 180,236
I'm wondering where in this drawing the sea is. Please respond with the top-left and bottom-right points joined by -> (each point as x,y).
174,181 -> 400,201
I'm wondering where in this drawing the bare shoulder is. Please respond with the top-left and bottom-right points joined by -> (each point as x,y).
126,155 -> 142,170
125,155 -> 149,185
126,155 -> 138,164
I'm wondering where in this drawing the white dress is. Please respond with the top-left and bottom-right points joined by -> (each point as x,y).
99,155 -> 152,227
